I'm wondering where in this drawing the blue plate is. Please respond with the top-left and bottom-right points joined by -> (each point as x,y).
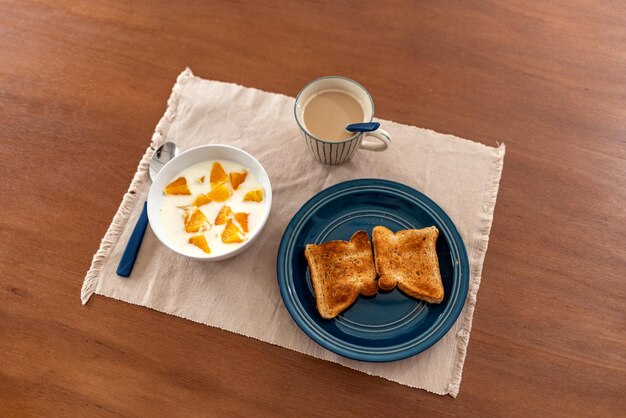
277,179 -> 469,362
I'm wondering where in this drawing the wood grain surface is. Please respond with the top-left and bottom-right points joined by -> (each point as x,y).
1,0 -> 625,416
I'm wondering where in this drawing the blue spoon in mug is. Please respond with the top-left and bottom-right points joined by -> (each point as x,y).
116,142 -> 179,277
346,122 -> 380,133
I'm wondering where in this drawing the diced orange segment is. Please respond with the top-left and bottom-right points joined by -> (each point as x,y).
210,162 -> 229,188
229,171 -> 248,190
207,183 -> 232,202
192,193 -> 211,207
164,177 -> 191,195
221,220 -> 245,244
215,205 -> 232,225
243,188 -> 263,202
234,212 -> 249,233
188,234 -> 211,254
184,208 -> 210,233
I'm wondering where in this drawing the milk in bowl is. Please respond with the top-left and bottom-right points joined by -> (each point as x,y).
159,159 -> 267,257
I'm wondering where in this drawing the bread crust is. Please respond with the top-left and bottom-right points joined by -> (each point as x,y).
372,226 -> 444,304
304,231 -> 377,319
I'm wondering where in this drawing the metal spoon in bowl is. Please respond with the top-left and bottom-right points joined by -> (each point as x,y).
116,142 -> 179,277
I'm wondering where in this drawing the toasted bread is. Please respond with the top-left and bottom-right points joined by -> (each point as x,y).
304,231 -> 377,319
372,226 -> 444,304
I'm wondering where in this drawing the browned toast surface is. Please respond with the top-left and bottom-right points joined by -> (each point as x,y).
304,231 -> 377,319
372,226 -> 444,304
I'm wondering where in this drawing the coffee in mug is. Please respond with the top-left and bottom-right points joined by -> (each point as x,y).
303,91 -> 365,141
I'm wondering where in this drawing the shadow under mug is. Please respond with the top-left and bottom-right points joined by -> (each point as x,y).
294,76 -> 391,165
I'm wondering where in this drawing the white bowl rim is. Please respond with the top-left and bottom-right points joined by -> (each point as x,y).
147,144 -> 272,261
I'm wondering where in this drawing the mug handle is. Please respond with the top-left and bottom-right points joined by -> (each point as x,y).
359,128 -> 391,152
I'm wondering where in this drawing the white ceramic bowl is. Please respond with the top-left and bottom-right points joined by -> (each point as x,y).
147,144 -> 272,261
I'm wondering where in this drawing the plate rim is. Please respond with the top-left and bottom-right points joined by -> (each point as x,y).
276,178 -> 469,362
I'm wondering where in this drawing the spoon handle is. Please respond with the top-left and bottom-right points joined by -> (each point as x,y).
116,201 -> 149,277
346,122 -> 380,133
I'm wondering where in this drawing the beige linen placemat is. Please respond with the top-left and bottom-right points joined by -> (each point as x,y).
82,68 -> 504,397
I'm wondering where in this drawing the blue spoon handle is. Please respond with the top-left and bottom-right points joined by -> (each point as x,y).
116,201 -> 149,277
346,122 -> 380,132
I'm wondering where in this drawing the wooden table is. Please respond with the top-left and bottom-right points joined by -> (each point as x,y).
2,1 -> 624,416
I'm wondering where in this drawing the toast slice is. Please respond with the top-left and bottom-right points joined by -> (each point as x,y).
372,226 -> 444,304
304,231 -> 377,319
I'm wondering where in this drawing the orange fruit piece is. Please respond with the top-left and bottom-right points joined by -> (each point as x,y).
221,220 -> 245,244
234,212 -> 249,233
243,188 -> 263,202
229,171 -> 248,190
207,183 -> 232,202
198,176 -> 205,184
188,234 -> 211,254
184,208 -> 210,233
210,162 -> 230,189
215,205 -> 232,225
192,193 -> 211,207
164,177 -> 191,195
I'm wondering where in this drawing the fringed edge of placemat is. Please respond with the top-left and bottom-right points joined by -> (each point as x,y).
81,68 -> 195,304
446,142 -> 506,397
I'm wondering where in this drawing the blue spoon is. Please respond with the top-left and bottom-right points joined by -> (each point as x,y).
116,142 -> 178,277
346,122 -> 380,133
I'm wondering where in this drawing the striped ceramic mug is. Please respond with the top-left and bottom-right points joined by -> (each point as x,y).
294,76 -> 391,165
